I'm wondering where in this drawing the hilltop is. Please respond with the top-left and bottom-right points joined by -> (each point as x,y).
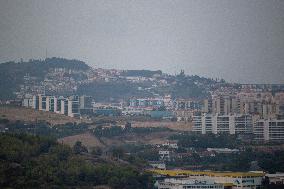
0,57 -> 90,99
0,57 -> 224,101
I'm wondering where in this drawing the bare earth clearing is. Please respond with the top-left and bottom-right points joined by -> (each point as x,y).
132,121 -> 192,131
58,132 -> 105,148
58,131 -> 177,149
0,105 -> 88,125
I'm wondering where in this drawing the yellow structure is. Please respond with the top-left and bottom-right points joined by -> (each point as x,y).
149,169 -> 265,189
149,169 -> 264,177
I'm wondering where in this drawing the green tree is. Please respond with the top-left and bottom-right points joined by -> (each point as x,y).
73,141 -> 88,154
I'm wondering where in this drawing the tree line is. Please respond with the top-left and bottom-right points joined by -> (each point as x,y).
0,133 -> 153,189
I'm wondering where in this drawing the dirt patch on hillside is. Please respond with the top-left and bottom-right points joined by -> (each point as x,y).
132,121 -> 192,131
0,105 -> 88,125
100,131 -> 177,146
58,130 -> 178,150
58,132 -> 105,149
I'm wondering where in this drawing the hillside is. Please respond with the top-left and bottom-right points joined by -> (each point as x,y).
58,132 -> 105,148
0,57 -> 221,101
0,57 -> 90,99
0,133 -> 153,188
0,105 -> 88,125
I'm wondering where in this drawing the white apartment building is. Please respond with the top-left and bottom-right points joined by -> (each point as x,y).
60,98 -> 68,116
79,95 -> 93,109
203,95 -> 239,115
46,96 -> 56,112
32,95 -> 39,109
54,96 -> 64,113
39,95 -> 47,111
204,93 -> 283,119
33,95 -> 58,112
31,94 -> 81,118
67,95 -> 80,118
254,118 -> 284,141
193,114 -> 253,135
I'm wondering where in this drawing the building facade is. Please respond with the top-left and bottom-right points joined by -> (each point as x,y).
193,114 -> 253,135
30,94 -> 84,118
156,178 -> 224,189
67,95 -> 80,118
254,118 -> 284,141
152,169 -> 264,189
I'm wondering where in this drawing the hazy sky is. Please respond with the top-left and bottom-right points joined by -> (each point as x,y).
0,0 -> 283,84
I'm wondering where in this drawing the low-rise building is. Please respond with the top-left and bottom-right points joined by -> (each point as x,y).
149,161 -> 166,170
94,108 -> 121,116
122,107 -> 145,116
159,150 -> 171,161
174,110 -> 193,122
148,110 -> 173,119
207,148 -> 239,154
266,173 -> 284,184
22,96 -> 33,108
173,99 -> 201,111
162,141 -> 178,149
151,169 -> 264,189
155,178 -> 223,189
129,98 -> 164,109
